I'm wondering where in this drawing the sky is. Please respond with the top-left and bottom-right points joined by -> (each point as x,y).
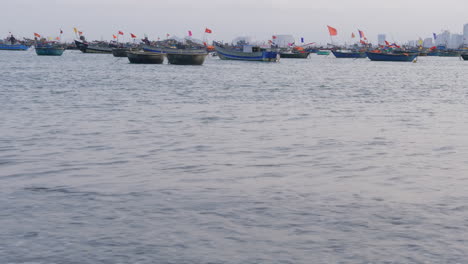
2,0 -> 468,44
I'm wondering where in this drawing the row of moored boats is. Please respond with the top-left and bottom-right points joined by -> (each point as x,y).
3,34 -> 468,63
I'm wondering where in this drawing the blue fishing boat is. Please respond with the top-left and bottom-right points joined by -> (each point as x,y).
35,42 -> 65,56
332,50 -> 367,58
366,51 -> 418,62
0,43 -> 29,51
0,34 -> 29,51
213,42 -> 279,62
427,51 -> 440,56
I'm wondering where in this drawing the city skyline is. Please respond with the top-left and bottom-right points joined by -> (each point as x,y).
2,0 -> 468,44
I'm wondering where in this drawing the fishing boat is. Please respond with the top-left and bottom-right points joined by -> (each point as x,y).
366,51 -> 418,62
35,42 -> 65,56
127,51 -> 165,64
166,49 -> 208,65
214,42 -> 279,62
0,34 -> 29,51
112,47 -> 130,57
75,39 -> 113,54
438,50 -> 460,57
279,46 -> 310,58
317,50 -> 331,55
460,53 -> 468,61
143,40 -> 208,65
331,50 -> 367,58
280,52 -> 310,58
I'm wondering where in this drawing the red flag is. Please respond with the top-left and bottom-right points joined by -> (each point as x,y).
56,37 -> 60,40
188,30 -> 192,37
118,31 -> 124,35
327,26 -> 337,36
78,31 -> 83,36
130,33 -> 137,38
272,35 -> 277,39
60,29 -> 63,34
385,40 -> 390,46
351,33 -> 355,38
166,33 -> 170,37
113,34 -> 117,39
205,28 -> 212,34
34,33 -> 41,38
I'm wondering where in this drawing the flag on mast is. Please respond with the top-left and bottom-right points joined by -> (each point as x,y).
188,30 -> 193,37
34,33 -> 41,38
351,33 -> 355,38
205,28 -> 212,34
327,26 -> 337,36
358,29 -> 365,39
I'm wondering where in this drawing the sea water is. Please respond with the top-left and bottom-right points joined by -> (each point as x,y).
1,50 -> 468,263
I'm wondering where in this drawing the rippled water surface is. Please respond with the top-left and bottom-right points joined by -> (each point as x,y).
2,50 -> 468,263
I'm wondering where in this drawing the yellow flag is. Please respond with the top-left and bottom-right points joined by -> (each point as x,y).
73,27 -> 78,33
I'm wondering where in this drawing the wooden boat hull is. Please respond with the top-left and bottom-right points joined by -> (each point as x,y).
80,46 -> 113,54
166,53 -> 208,65
127,51 -> 165,64
0,44 -> 29,51
35,47 -> 65,56
280,52 -> 310,59
112,48 -> 130,57
332,50 -> 367,58
366,52 -> 418,62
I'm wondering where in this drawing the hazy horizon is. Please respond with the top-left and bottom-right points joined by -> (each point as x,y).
3,0 -> 468,44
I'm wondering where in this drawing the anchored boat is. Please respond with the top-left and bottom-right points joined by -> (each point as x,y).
0,34 -> 29,51
127,51 -> 165,64
35,42 -> 65,56
214,42 -> 279,62
366,51 -> 418,62
317,50 -> 331,55
75,37 -> 114,54
332,50 -> 367,58
112,47 -> 130,57
166,50 -> 208,65
460,53 -> 468,61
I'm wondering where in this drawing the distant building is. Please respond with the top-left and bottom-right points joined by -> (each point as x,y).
377,34 -> 386,46
435,30 -> 450,47
448,34 -> 463,49
423,38 -> 433,48
463,23 -> 468,45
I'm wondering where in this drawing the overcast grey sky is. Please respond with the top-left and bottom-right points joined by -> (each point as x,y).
2,0 -> 468,44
